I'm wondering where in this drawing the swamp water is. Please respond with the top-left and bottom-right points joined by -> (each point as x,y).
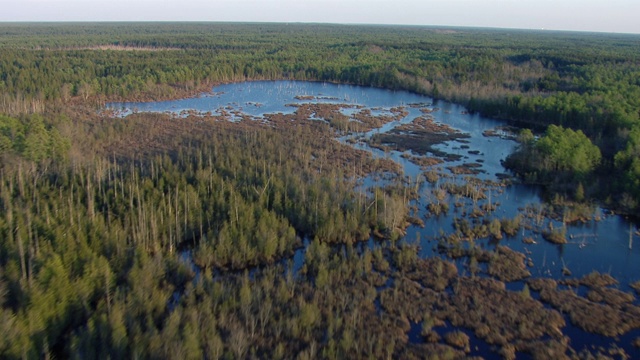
108,80 -> 640,357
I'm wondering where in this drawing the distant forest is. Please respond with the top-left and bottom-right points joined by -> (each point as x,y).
1,23 -> 639,210
1,23 -> 640,359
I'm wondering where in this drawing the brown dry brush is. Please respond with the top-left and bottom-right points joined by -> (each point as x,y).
529,275 -> 640,338
378,249 -> 576,358
487,246 -> 531,282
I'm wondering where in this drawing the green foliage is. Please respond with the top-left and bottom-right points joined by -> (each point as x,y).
614,126 -> 640,208
517,128 -> 534,144
0,114 -> 70,162
536,125 -> 601,174
505,125 -> 601,198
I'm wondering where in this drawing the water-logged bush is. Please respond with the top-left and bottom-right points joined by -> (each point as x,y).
489,218 -> 502,239
427,202 -> 450,216
444,277 -> 565,346
586,287 -> 635,306
561,271 -> 618,288
398,343 -> 465,360
500,215 -> 522,237
487,246 -> 531,282
513,338 -> 571,360
532,276 -> 640,337
404,257 -> 458,291
542,226 -> 567,244
443,331 -> 470,353
424,170 -> 440,184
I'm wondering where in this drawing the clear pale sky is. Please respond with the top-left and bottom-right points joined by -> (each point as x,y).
3,0 -> 640,34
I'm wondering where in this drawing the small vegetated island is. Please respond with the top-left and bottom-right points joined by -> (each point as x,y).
0,23 -> 640,359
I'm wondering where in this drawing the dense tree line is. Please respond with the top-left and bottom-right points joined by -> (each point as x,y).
504,126 -> 602,199
0,23 -> 639,209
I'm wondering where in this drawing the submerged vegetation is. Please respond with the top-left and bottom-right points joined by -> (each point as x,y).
0,23 -> 640,358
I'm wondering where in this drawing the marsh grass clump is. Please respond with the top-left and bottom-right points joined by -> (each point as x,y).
398,343 -> 465,360
561,271 -> 618,288
404,257 -> 458,291
443,331 -> 471,353
581,271 -> 619,287
488,218 -> 502,239
527,278 -> 558,292
407,215 -> 425,228
467,207 -> 486,219
513,338 -> 572,360
443,182 -> 487,201
532,277 -> 640,337
586,287 -> 635,306
453,217 -> 491,240
487,246 -> 531,282
547,194 -> 597,223
521,199 -> 596,227
424,169 -> 440,183
444,277 -> 565,347
427,202 -> 450,217
392,244 -> 421,271
557,270 -> 636,310
420,313 -> 444,343
500,215 -> 523,237
427,187 -> 449,217
379,276 -> 442,324
574,345 -> 631,360
421,330 -> 441,344
447,163 -> 484,175
407,155 -> 443,170
542,225 -> 567,244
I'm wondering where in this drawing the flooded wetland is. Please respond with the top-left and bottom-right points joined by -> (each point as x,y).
108,80 -> 640,358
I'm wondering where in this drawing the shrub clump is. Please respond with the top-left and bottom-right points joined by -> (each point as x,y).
533,278 -> 640,337
487,246 -> 531,282
444,277 -> 565,346
443,331 -> 471,353
405,257 -> 458,291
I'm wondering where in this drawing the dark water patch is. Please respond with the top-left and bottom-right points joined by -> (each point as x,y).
504,280 -> 527,292
287,237 -> 309,276
407,321 -> 423,344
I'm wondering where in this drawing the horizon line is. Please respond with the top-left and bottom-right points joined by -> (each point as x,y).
0,20 -> 639,36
